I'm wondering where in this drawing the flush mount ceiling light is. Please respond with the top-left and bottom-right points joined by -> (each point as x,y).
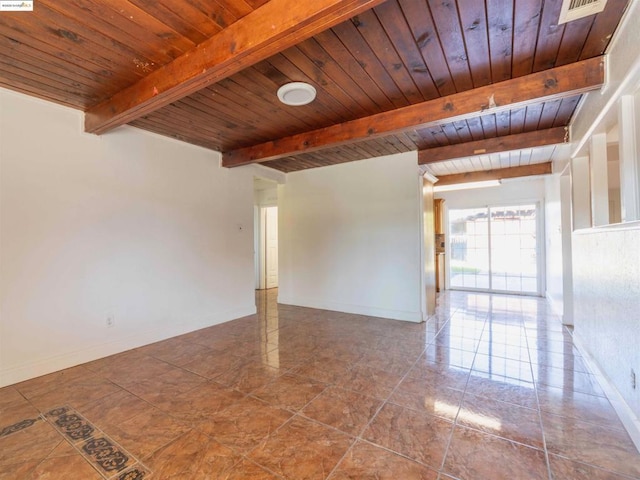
277,82 -> 316,106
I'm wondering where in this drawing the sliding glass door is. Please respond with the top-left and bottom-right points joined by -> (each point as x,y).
449,203 -> 540,295
450,208 -> 490,290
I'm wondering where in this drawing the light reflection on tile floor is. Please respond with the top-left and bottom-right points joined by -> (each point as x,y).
1,289 -> 640,479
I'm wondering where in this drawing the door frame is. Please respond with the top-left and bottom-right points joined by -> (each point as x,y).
264,206 -> 278,289
446,200 -> 545,296
255,205 -> 278,290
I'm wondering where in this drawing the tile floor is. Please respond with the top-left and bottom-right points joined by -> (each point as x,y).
1,289 -> 640,479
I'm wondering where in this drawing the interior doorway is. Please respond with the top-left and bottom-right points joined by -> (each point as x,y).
253,177 -> 279,290
255,205 -> 279,290
264,206 -> 278,289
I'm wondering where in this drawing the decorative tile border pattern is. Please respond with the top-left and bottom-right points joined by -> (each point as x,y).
82,436 -> 131,474
116,466 -> 150,480
0,416 -> 42,438
45,406 -> 151,479
46,406 -> 94,444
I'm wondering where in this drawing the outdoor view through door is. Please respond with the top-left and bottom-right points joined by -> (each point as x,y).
449,204 -> 539,295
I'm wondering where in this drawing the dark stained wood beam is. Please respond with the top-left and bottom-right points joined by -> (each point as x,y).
223,57 -> 604,167
84,0 -> 387,134
435,162 -> 553,186
418,127 -> 568,164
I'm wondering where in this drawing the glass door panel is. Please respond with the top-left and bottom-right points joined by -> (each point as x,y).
448,203 -> 540,295
489,204 -> 537,294
449,208 -> 490,290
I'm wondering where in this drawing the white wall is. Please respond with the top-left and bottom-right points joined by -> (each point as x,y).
572,224 -> 640,421
255,187 -> 278,207
435,178 -> 545,209
278,152 -> 423,322
545,175 -> 564,317
559,174 -> 574,325
253,167 -> 284,208
0,88 -> 256,386
567,1 -> 640,429
571,156 -> 593,229
571,0 -> 640,156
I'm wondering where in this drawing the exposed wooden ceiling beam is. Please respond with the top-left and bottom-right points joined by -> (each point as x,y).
84,0 -> 386,134
418,127 -> 568,164
223,56 -> 604,167
434,162 -> 553,186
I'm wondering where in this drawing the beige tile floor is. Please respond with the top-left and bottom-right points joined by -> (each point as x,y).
1,289 -> 640,479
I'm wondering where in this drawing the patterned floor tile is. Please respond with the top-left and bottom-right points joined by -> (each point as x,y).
248,416 -> 353,480
1,290 -> 639,480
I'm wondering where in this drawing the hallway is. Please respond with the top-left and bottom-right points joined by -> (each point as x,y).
1,290 -> 639,479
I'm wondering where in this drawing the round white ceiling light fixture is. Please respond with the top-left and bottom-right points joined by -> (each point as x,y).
277,82 -> 317,106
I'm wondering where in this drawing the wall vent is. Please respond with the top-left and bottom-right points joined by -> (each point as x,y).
558,0 -> 608,24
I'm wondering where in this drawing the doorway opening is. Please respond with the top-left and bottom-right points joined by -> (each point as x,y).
254,177 -> 279,290
259,206 -> 278,289
448,203 -> 541,295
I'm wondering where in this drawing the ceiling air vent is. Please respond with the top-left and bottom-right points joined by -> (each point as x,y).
558,0 -> 608,24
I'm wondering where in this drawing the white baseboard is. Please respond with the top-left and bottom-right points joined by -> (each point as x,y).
573,332 -> 640,453
277,295 -> 422,323
0,305 -> 256,388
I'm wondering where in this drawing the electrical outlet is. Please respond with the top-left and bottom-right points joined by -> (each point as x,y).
106,315 -> 114,328
632,369 -> 637,390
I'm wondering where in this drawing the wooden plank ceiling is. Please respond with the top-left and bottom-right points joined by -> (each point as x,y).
0,0 -> 629,175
